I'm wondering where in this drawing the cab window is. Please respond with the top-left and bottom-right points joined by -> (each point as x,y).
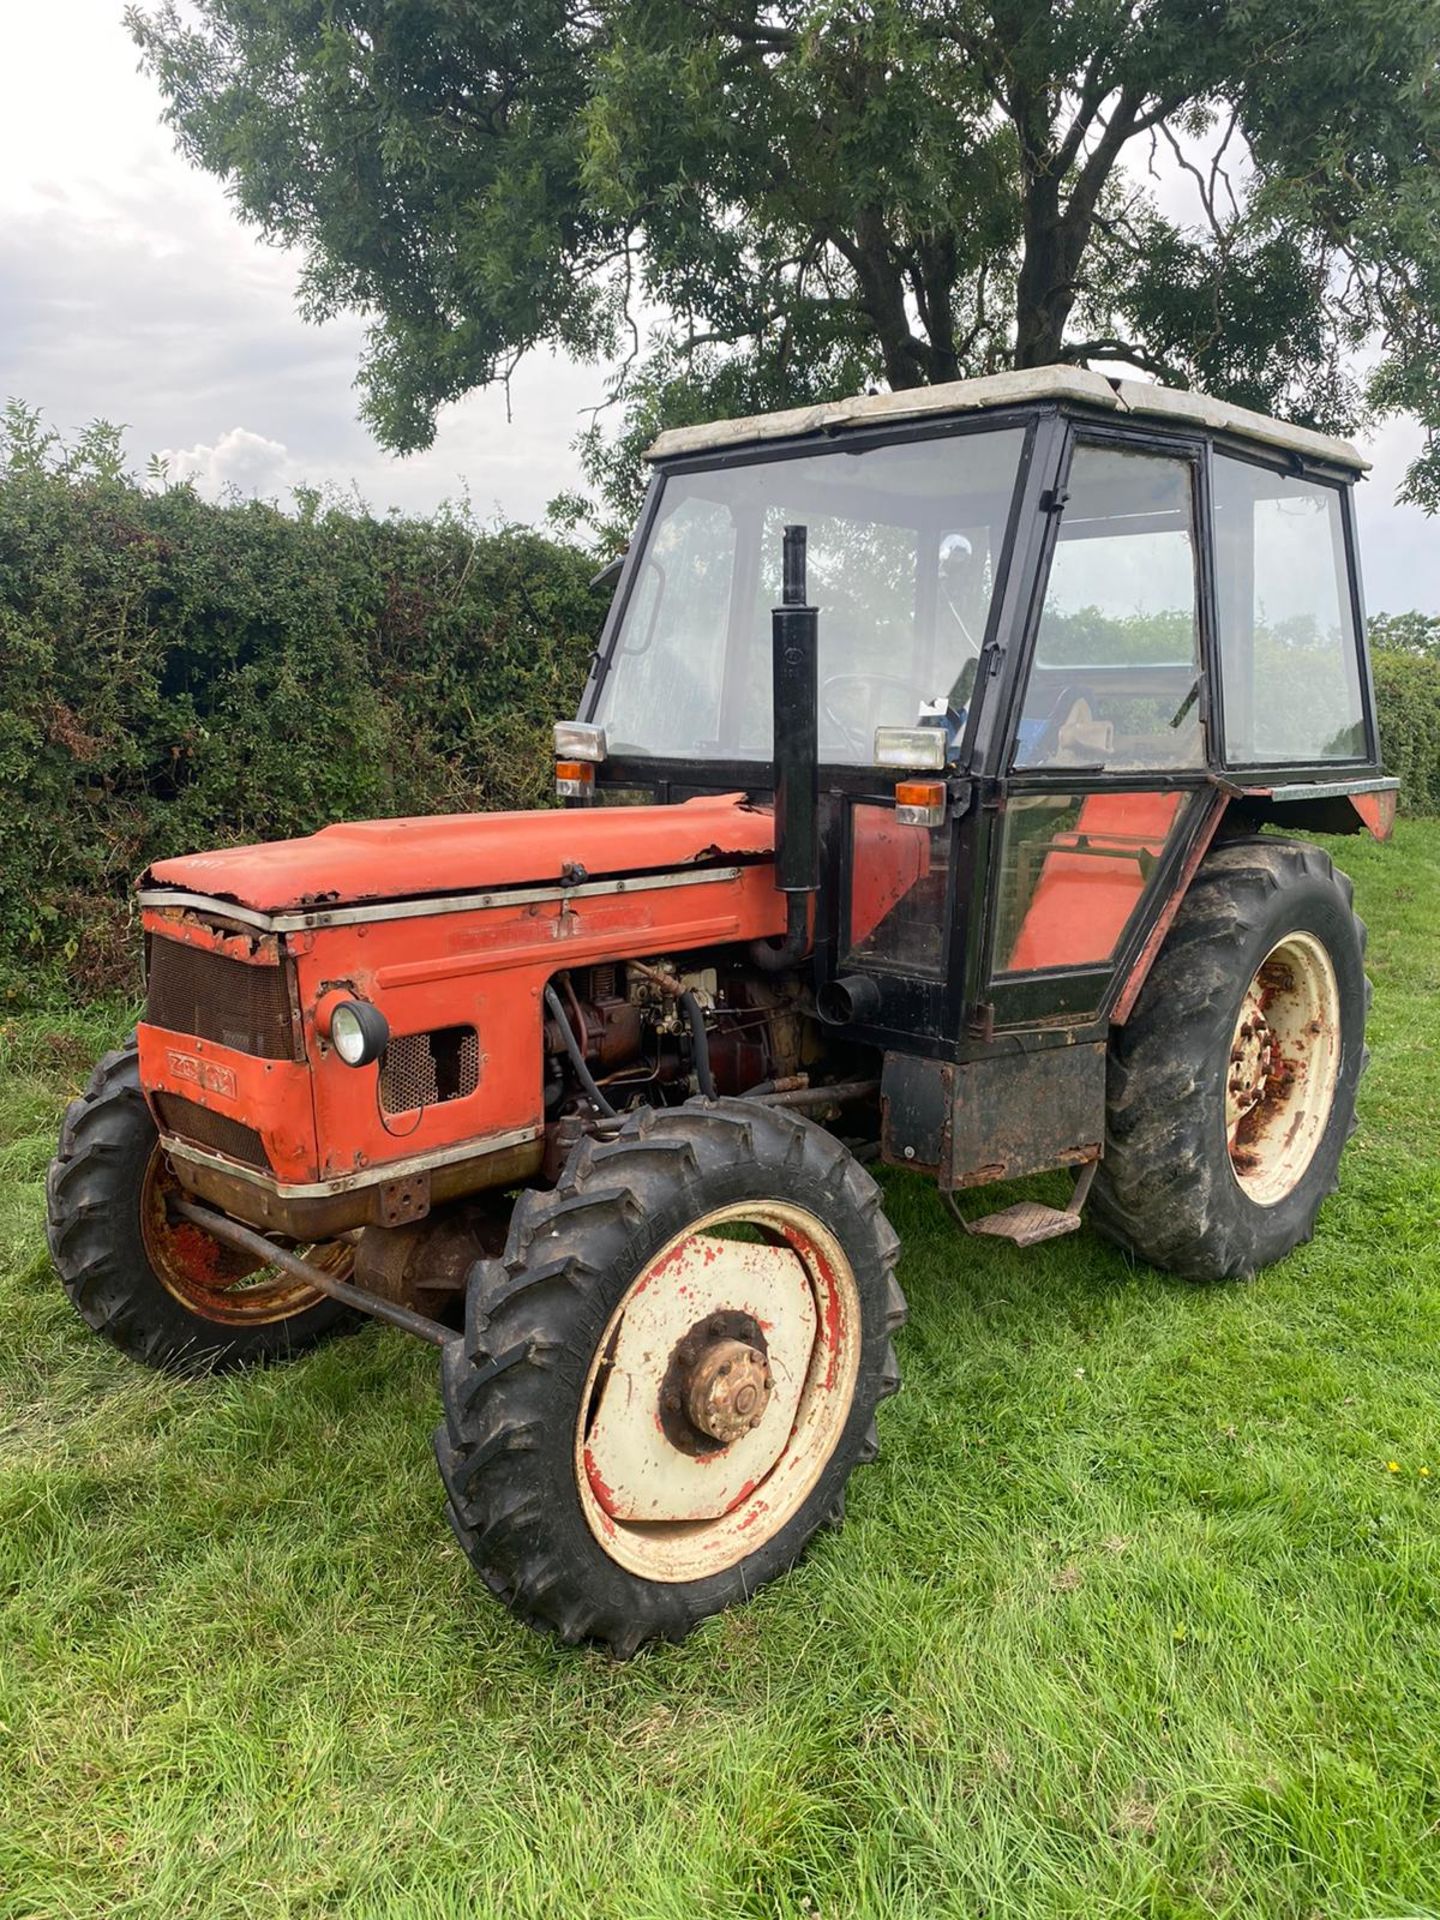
1211,457 -> 1366,763
1014,446 -> 1204,772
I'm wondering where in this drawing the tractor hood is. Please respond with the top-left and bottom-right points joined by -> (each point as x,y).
141,794 -> 776,916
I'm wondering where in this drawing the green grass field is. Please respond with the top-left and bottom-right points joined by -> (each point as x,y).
2,824 -> 1438,1920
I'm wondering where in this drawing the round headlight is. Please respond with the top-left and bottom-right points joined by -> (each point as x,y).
327,998 -> 389,1068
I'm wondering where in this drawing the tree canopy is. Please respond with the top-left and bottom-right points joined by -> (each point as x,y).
130,0 -> 1440,514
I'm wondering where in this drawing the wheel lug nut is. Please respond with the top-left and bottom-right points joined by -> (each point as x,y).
664,1391 -> 680,1412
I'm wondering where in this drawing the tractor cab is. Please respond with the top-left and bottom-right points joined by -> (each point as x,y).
579,367 -> 1390,1103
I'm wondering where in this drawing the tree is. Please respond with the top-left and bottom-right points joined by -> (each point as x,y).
130,0 -> 1440,514
1369,611 -> 1440,657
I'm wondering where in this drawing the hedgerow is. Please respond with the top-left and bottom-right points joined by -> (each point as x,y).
0,409 -> 606,994
1373,648 -> 1440,818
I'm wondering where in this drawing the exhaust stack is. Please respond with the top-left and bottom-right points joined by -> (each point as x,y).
751,523 -> 819,971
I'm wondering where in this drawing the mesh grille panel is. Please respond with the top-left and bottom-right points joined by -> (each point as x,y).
380,1027 -> 480,1115
153,1093 -> 270,1169
147,939 -> 296,1060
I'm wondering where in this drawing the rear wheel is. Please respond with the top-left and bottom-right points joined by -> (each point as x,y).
436,1099 -> 906,1656
1092,838 -> 1370,1280
46,1046 -> 361,1371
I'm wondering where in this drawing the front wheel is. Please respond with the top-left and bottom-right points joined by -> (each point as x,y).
436,1099 -> 906,1656
1092,838 -> 1370,1281
46,1046 -> 362,1371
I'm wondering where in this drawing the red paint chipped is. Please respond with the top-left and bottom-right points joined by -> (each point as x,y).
583,1445 -> 620,1519
780,1221 -> 843,1389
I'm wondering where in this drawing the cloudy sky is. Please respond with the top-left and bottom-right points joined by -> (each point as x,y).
3,1 -> 1437,613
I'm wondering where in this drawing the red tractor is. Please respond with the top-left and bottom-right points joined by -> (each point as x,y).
48,368 -> 1394,1655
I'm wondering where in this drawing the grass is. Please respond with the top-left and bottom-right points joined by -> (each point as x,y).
2,822 -> 1439,1920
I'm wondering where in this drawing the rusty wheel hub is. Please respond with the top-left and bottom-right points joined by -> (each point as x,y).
1228,1000 -> 1277,1117
1224,932 -> 1341,1206
660,1310 -> 775,1451
684,1336 -> 773,1443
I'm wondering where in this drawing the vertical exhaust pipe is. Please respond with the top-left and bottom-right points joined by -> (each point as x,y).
751,524 -> 819,972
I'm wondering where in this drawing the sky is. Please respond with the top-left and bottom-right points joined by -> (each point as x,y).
2,0 -> 1437,613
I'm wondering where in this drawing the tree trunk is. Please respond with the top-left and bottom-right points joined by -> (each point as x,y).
1012,89 -> 1145,368
839,209 -> 930,389
1014,178 -> 1075,367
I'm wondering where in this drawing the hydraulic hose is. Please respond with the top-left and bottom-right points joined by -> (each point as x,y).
679,989 -> 717,1099
544,983 -> 618,1119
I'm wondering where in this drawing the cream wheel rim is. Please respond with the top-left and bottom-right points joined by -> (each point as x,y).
574,1201 -> 862,1582
1225,931 -> 1342,1208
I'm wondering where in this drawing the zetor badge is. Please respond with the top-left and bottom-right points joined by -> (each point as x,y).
49,367 -> 1393,1656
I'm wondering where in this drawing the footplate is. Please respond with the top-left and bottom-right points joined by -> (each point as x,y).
950,1161 -> 1098,1247
962,1200 -> 1085,1246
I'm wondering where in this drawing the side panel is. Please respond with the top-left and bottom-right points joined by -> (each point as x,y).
881,1044 -> 1105,1189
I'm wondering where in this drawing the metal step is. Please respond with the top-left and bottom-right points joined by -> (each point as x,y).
947,1161 -> 1097,1248
961,1199 -> 1085,1246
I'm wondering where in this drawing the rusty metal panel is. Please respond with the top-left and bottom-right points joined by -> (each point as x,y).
881,1054 -> 955,1174
946,1044 -> 1106,1190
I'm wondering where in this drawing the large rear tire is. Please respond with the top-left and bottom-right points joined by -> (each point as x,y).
1092,838 -> 1370,1281
436,1098 -> 906,1656
46,1046 -> 362,1372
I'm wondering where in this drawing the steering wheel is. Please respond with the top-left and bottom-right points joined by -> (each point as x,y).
820,672 -> 921,759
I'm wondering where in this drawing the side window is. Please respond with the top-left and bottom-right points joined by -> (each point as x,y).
1014,447 -> 1204,771
1212,458 -> 1366,763
595,493 -> 737,755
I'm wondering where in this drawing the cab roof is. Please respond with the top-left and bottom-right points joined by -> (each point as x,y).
645,364 -> 1368,473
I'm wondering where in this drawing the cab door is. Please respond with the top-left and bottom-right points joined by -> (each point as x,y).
981,432 -> 1216,1031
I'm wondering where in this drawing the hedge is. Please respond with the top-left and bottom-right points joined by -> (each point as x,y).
1373,649 -> 1440,818
0,433 -> 606,995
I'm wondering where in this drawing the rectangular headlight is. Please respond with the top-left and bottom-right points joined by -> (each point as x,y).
553,721 -> 608,763
874,726 -> 945,770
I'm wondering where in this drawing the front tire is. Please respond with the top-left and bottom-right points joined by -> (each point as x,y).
436,1099 -> 906,1656
46,1046 -> 362,1371
1092,838 -> 1370,1281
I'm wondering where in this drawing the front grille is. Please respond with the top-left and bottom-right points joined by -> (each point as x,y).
153,1092 -> 270,1170
380,1026 -> 480,1115
147,938 -> 296,1060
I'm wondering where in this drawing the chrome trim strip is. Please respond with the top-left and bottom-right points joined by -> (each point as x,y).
1262,776 -> 1400,803
140,863 -> 746,934
161,1125 -> 541,1198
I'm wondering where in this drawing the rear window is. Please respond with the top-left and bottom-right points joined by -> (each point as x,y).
1211,457 -> 1366,764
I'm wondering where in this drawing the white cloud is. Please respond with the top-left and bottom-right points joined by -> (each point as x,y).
158,426 -> 291,498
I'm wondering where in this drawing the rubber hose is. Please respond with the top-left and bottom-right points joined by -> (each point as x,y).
679,990 -> 717,1100
543,983 -> 618,1119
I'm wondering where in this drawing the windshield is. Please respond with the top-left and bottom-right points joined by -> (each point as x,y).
591,425 -> 1028,764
